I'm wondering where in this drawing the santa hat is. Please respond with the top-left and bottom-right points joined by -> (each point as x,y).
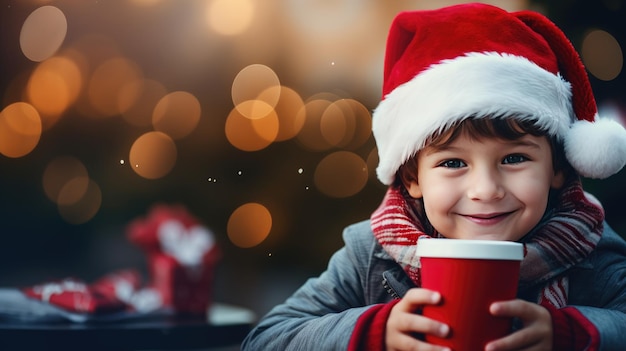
373,3 -> 626,185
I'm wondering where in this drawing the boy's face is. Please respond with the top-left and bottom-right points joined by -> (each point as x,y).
405,132 -> 564,241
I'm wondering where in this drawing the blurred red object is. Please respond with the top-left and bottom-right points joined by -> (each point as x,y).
127,204 -> 220,315
22,277 -> 128,314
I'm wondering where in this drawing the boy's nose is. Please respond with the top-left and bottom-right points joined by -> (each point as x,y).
466,167 -> 505,201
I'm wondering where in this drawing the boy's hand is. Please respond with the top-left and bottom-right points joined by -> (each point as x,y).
386,288 -> 451,351
485,299 -> 552,351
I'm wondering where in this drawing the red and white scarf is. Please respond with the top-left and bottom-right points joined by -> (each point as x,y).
370,179 -> 604,308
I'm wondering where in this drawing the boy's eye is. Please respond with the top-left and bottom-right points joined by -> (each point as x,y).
438,159 -> 466,168
502,154 -> 527,164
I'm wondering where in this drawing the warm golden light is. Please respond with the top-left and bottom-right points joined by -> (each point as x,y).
88,57 -> 143,117
235,97 -> 275,121
272,86 -> 306,141
332,99 -> 372,149
57,176 -> 91,206
68,34 -> 124,119
582,29 -> 623,81
285,0 -> 362,35
301,96 -> 372,151
225,103 -> 279,151
42,156 -> 89,204
130,0 -> 162,6
20,6 -> 67,62
227,202 -> 272,248
0,102 -> 42,158
366,147 -> 379,181
152,91 -> 201,139
208,0 -> 255,36
26,55 -> 83,129
57,179 -> 102,225
314,151 -> 368,198
232,64 -> 280,118
129,131 -> 177,179
320,101 -> 348,147
296,99 -> 333,151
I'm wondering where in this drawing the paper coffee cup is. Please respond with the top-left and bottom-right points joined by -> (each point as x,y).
416,239 -> 524,351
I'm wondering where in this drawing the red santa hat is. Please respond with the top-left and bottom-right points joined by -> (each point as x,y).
373,3 -> 626,185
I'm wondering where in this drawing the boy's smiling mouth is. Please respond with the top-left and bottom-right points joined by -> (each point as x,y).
460,211 -> 514,224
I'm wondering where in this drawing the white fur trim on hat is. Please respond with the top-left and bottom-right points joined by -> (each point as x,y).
373,52 -> 573,185
564,117 -> 626,179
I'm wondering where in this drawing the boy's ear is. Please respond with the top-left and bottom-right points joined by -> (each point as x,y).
398,162 -> 423,198
551,169 -> 565,189
405,180 -> 423,199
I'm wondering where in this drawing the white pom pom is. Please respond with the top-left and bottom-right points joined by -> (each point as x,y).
564,118 -> 626,179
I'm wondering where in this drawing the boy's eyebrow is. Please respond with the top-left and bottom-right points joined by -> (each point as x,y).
508,138 -> 543,149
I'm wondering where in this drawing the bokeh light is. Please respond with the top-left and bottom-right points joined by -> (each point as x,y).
26,55 -> 83,129
69,33 -> 122,67
2,70 -> 31,109
319,101 -> 348,147
227,202 -> 272,248
272,86 -> 306,141
295,98 -> 334,151
225,103 -> 279,151
366,147 -> 379,181
57,176 -> 91,206
129,131 -> 177,179
19,6 -> 67,62
88,57 -> 143,117
295,96 -> 371,150
581,29 -> 623,81
208,0 -> 255,36
232,64 -> 280,119
68,34 -> 124,119
130,0 -> 162,6
42,156 -> 89,204
152,91 -> 201,139
0,102 -> 42,158
57,179 -> 102,225
330,98 -> 372,150
120,79 -> 168,127
314,151 -> 368,198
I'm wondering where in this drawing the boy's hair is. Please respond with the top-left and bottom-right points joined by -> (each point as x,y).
396,116 -> 574,187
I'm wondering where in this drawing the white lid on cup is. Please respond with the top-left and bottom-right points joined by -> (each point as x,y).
415,239 -> 524,261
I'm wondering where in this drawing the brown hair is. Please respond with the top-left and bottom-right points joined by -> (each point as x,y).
396,116 -> 573,187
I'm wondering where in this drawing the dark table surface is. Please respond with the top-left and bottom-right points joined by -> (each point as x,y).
0,303 -> 255,351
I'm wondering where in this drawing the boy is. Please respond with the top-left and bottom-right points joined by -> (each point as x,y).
242,3 -> 626,350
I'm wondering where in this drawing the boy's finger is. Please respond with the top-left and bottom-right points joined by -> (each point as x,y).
489,299 -> 524,317
490,299 -> 547,323
485,328 -> 539,351
399,313 -> 449,337
401,288 -> 442,309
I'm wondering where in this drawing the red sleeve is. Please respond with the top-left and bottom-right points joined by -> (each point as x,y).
348,300 -> 401,351
544,304 -> 600,351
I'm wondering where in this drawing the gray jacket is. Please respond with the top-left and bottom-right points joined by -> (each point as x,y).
242,220 -> 626,350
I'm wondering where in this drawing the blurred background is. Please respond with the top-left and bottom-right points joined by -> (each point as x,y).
1,0 -> 625,322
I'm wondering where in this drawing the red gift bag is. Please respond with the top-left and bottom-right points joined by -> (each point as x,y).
127,204 -> 220,315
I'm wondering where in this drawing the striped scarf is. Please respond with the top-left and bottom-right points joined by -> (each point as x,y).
370,179 -> 604,308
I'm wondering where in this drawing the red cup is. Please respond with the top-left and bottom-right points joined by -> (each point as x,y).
416,239 -> 524,351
